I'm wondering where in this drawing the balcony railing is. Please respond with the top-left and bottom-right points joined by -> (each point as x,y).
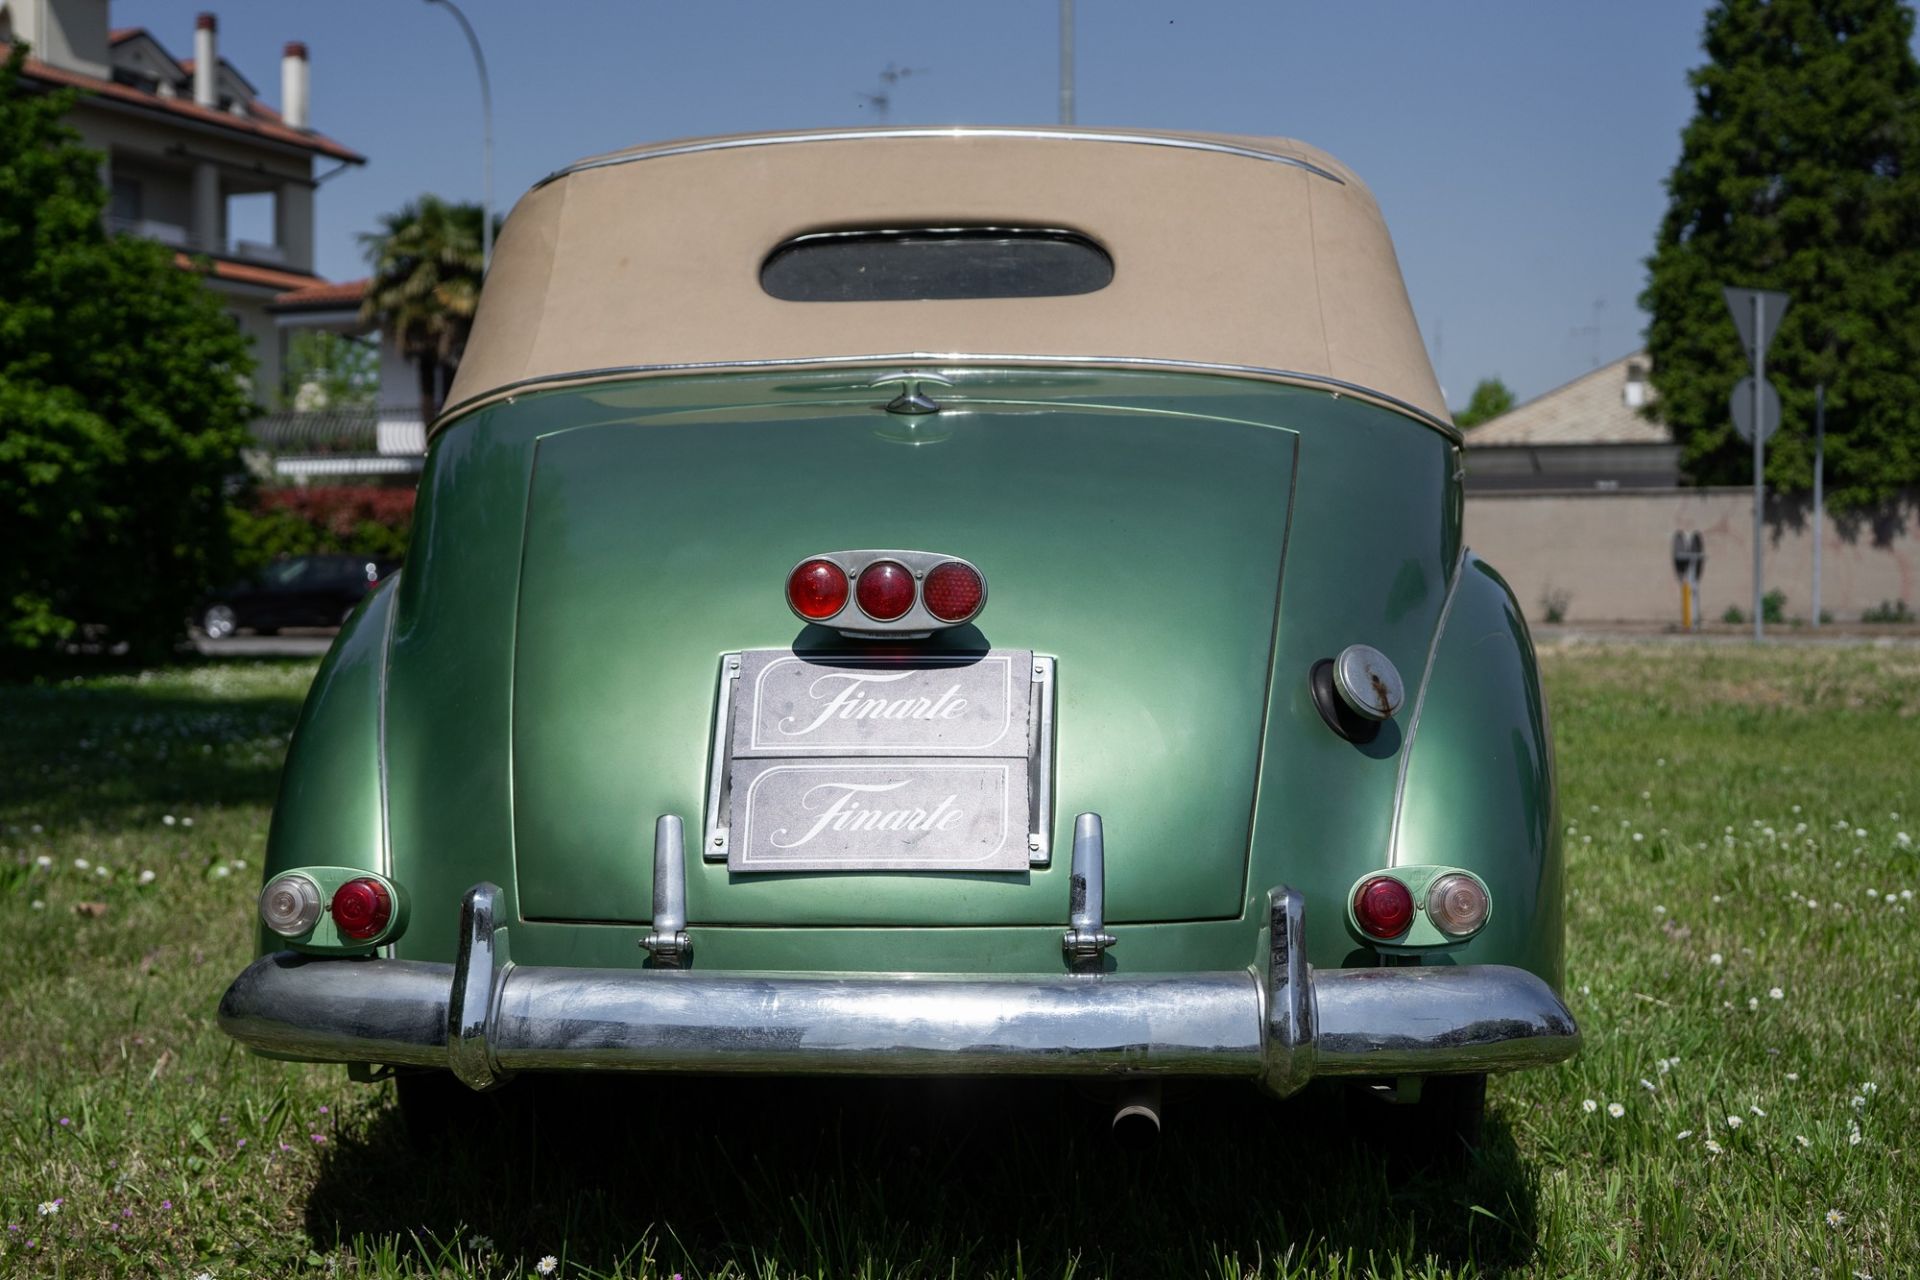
106,215 -> 288,265
250,405 -> 428,477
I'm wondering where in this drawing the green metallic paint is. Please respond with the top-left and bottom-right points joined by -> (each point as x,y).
1388,553 -> 1565,988
257,579 -> 396,952
512,400 -> 1294,925
258,367 -> 1556,989
1342,864 -> 1491,950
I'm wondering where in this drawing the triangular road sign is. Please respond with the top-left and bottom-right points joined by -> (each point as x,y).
1723,287 -> 1790,363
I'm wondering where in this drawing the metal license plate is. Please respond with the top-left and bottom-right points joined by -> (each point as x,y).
733,650 -> 1031,758
728,759 -> 1030,872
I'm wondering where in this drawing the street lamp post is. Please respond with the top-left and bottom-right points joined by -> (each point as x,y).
423,0 -> 493,270
1059,0 -> 1075,125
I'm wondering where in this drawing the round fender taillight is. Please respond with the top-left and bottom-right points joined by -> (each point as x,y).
259,873 -> 322,937
855,559 -> 916,621
787,558 -> 849,621
1427,873 -> 1490,936
331,877 -> 393,941
1353,876 -> 1415,940
923,560 -> 985,623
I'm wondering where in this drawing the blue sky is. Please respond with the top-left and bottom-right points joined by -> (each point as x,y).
107,1 -> 1873,406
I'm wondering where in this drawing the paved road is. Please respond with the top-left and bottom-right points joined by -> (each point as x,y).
190,631 -> 336,658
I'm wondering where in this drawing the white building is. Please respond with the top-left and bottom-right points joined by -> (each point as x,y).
2,0 -> 421,477
1462,352 -> 1683,492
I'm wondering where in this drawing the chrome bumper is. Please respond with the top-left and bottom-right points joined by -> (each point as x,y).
217,884 -> 1580,1095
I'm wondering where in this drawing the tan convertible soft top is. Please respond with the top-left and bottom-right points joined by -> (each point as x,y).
440,127 -> 1450,433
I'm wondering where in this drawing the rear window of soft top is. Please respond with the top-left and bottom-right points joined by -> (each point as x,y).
761,227 -> 1112,302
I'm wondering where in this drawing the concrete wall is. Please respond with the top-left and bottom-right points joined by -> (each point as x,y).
1465,488 -> 1918,624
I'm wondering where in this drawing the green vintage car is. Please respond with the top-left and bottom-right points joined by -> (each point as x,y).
219,126 -> 1577,1143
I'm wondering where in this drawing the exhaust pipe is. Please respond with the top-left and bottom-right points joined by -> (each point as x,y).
1111,1080 -> 1162,1148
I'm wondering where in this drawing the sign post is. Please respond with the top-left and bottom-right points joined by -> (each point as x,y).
1813,383 -> 1825,630
1723,286 -> 1790,641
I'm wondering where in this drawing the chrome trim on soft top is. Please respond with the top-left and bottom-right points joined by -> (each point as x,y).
431,355 -> 1462,443
218,881 -> 1580,1094
534,127 -> 1347,191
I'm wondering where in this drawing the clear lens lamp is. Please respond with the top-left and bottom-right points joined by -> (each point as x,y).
1426,873 -> 1490,937
259,873 -> 323,937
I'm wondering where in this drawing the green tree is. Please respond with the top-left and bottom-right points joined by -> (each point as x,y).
1454,377 -> 1517,429
0,46 -> 255,666
359,196 -> 489,425
1642,0 -> 1920,510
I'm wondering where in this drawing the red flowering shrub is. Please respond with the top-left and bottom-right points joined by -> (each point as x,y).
229,486 -> 413,570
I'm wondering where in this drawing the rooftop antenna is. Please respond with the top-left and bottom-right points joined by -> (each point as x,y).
856,63 -> 927,123
1570,297 -> 1606,368
1060,0 -> 1075,124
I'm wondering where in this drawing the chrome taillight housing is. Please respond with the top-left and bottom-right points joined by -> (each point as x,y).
785,549 -> 987,636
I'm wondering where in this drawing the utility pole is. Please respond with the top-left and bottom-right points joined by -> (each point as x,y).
1751,295 -> 1765,640
1813,383 -> 1825,630
1059,0 -> 1075,125
1723,286 -> 1789,642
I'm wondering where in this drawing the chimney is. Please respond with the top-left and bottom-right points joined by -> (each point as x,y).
1623,360 -> 1650,409
193,13 -> 218,108
281,42 -> 310,130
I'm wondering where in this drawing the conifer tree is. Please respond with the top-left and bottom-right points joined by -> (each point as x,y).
1641,0 -> 1920,510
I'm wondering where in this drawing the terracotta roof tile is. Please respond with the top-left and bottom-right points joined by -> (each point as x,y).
1464,351 -> 1671,447
0,42 -> 364,164
271,277 -> 369,307
173,252 -> 327,292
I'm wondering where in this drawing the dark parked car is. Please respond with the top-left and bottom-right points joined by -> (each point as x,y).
198,555 -> 398,638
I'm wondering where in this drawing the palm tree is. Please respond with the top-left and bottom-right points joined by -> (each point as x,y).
358,197 -> 490,426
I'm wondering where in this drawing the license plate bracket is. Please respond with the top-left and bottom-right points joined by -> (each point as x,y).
704,649 -> 1054,871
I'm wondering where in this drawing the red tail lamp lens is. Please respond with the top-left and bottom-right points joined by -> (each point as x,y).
1353,876 -> 1415,939
923,561 -> 984,623
855,560 -> 916,621
330,877 -> 392,941
787,559 -> 848,620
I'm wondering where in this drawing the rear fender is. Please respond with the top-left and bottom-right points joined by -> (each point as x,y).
257,576 -> 398,952
1388,553 -> 1563,987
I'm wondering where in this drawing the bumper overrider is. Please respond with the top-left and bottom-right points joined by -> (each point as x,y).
218,883 -> 1580,1094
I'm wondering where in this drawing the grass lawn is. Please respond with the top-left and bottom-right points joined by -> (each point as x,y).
2,644 -> 1915,1278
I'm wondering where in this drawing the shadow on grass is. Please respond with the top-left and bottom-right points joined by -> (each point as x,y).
305,1075 -> 1540,1277
0,657 -> 312,824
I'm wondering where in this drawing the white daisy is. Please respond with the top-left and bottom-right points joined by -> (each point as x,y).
1607,1102 -> 1625,1119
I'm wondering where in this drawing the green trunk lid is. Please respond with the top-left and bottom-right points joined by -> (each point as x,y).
511,398 -> 1295,926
